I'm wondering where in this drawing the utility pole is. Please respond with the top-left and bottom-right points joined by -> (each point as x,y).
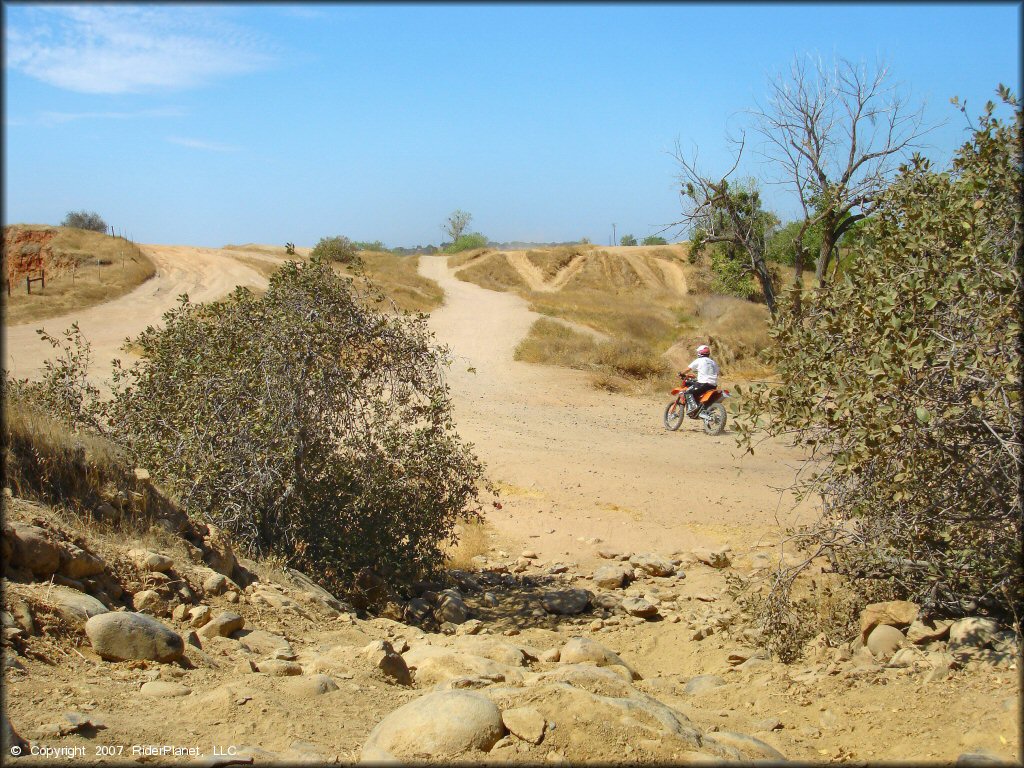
612,223 -> 617,246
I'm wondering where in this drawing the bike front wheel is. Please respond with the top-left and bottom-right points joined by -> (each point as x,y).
663,400 -> 685,431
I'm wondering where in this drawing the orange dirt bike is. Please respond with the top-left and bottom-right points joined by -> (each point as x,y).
663,373 -> 730,435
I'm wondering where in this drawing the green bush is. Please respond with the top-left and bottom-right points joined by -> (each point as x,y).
62,210 -> 107,233
736,88 -> 1022,620
353,240 -> 389,252
445,232 -> 489,253
37,258 -> 486,596
708,244 -> 757,299
311,235 -> 358,264
619,234 -> 637,246
766,220 -> 823,266
642,235 -> 668,245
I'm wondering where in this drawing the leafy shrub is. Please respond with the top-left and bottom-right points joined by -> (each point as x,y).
61,210 -> 107,233
82,258 -> 487,595
766,220 -> 823,266
708,244 -> 757,299
445,232 -> 489,253
353,240 -> 389,252
619,234 -> 638,246
642,235 -> 668,245
311,235 -> 359,264
736,88 -> 1023,620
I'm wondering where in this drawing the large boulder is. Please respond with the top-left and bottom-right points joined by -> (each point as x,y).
9,523 -> 62,576
948,618 -> 1001,652
559,637 -> 638,680
85,612 -> 184,663
540,589 -> 592,615
45,586 -> 110,627
128,549 -> 174,573
59,545 -> 106,579
629,553 -> 676,577
593,563 -> 633,589
859,600 -> 920,642
361,690 -> 505,761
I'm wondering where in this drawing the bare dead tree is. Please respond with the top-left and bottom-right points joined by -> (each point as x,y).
753,55 -> 932,297
444,209 -> 472,244
674,136 -> 779,316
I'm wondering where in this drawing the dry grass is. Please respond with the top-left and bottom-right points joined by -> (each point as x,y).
219,244 -> 443,314
358,251 -> 444,313
454,243 -> 774,389
453,252 -> 528,292
444,516 -> 491,569
446,248 -> 493,270
5,226 -> 155,326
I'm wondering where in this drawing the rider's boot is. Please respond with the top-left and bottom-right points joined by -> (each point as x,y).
685,391 -> 698,414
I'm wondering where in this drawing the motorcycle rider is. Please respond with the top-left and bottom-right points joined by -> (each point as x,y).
683,344 -> 719,414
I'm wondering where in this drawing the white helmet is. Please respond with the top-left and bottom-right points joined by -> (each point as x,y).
696,344 -> 710,357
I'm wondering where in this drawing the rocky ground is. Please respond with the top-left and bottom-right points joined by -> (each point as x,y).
2,494 -> 1019,765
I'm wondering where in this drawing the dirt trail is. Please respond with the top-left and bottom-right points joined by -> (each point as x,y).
4,245 -> 268,386
419,256 -> 810,567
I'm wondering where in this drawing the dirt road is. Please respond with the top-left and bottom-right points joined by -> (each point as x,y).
4,244 -> 268,386
419,255 -> 812,566
4,244 -> 809,561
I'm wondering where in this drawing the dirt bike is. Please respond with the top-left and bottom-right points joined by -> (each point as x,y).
663,373 -> 730,435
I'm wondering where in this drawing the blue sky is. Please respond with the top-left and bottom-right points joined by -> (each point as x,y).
3,3 -> 1020,248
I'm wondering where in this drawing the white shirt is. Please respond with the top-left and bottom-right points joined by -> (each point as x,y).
687,357 -> 719,385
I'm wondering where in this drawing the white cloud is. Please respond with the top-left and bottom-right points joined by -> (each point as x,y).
37,106 -> 186,126
167,136 -> 241,153
5,5 -> 274,94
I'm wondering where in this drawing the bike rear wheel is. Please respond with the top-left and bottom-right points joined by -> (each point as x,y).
702,402 -> 727,435
663,400 -> 685,431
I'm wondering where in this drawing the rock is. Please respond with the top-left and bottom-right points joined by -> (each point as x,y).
691,546 -> 730,569
593,563 -> 633,589
10,523 -> 62,576
482,592 -> 499,608
59,545 -> 105,579
859,600 -> 919,641
597,546 -> 629,561
948,617 -> 1001,652
521,550 -> 538,559
956,753 -> 1006,765
629,553 -> 676,577
593,593 -> 620,611
502,706 -> 546,744
133,589 -> 168,616
281,673 -> 339,697
44,586 -> 110,627
171,604 -> 188,622
236,629 -> 295,659
621,597 -> 659,619
683,674 -> 726,695
203,573 -> 231,596
363,640 -> 412,686
888,648 -> 924,668
202,524 -> 237,576
907,618 -> 954,644
753,717 -> 783,731
257,659 -> 302,676
188,605 -> 213,629
451,637 -> 528,667
704,730 -> 786,761
541,589 -> 591,615
435,594 -> 469,625
361,690 -> 505,761
559,637 -> 638,680
128,549 -> 174,573
540,648 -> 560,663
85,612 -> 184,663
456,619 -> 483,636
867,624 -> 906,659
140,681 -> 191,698
198,611 -> 244,640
